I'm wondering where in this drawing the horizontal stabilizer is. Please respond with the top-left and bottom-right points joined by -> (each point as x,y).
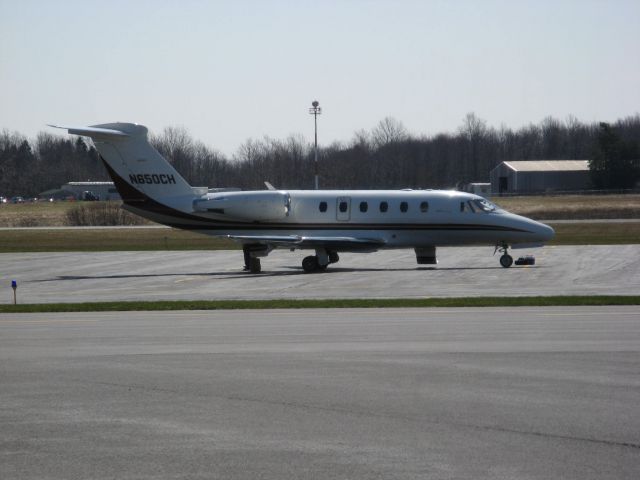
48,124 -> 131,138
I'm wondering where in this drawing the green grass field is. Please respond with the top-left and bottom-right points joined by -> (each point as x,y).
0,296 -> 638,313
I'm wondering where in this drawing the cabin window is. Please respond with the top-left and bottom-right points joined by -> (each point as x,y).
460,202 -> 465,212
400,201 -> 408,213
467,201 -> 477,213
379,201 -> 388,213
420,201 -> 429,213
319,201 -> 327,212
339,201 -> 348,213
359,201 -> 368,213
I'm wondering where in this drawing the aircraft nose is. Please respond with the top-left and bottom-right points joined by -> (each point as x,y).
534,221 -> 555,242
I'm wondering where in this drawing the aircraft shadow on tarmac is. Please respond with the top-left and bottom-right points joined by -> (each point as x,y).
31,264 -> 537,282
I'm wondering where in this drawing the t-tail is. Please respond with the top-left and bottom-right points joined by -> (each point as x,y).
50,122 -> 200,224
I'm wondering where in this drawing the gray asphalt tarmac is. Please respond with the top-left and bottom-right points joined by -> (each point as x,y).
1,307 -> 639,479
2,245 -> 639,303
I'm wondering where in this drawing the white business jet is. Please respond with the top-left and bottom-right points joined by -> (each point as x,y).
51,123 -> 554,273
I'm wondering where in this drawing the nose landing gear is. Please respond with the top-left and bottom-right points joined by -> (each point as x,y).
495,243 -> 513,268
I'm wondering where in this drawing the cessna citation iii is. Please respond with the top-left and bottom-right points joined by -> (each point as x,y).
52,123 -> 554,273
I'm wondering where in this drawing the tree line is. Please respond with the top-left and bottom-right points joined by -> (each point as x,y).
1,113 -> 639,198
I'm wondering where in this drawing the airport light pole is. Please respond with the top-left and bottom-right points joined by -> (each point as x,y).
309,100 -> 322,189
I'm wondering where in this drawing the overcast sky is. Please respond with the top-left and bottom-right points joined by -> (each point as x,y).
1,0 -> 638,155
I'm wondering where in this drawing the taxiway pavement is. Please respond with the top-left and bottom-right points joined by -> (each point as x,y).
1,245 -> 639,303
1,307 -> 639,479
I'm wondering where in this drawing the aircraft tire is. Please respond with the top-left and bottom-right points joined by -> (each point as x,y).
302,255 -> 320,273
500,254 -> 513,268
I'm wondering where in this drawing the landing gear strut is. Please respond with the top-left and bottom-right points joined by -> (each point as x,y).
243,245 -> 268,273
495,243 -> 513,268
302,249 -> 339,273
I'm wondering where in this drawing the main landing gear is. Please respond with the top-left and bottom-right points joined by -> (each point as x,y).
302,250 -> 339,273
243,246 -> 340,274
495,243 -> 513,268
243,245 -> 270,273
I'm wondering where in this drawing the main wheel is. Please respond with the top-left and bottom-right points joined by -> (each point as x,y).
500,254 -> 513,268
302,255 -> 320,273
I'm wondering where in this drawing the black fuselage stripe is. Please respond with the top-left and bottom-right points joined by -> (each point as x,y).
166,223 -> 530,233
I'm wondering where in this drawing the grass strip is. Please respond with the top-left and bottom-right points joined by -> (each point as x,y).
0,222 -> 639,252
1,296 -> 638,313
0,228 -> 237,252
547,222 -> 640,245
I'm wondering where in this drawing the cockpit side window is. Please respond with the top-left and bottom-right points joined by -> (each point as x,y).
473,199 -> 498,213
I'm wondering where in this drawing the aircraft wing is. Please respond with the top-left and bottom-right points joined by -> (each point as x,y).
227,235 -> 386,250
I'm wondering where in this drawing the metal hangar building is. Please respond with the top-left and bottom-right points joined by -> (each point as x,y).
490,160 -> 590,194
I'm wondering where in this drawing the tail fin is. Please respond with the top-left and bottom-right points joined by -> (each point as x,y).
50,123 -> 194,204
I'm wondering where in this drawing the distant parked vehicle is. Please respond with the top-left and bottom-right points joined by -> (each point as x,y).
10,196 -> 24,204
0,196 -> 7,204
80,191 -> 99,201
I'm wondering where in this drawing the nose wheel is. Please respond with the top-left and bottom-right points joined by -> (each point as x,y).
499,254 -> 513,268
495,243 -> 513,268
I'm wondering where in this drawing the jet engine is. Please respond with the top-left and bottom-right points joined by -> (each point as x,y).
193,191 -> 291,221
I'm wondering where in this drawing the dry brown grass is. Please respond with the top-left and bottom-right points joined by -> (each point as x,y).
0,202 -> 71,227
489,194 -> 640,220
0,201 -> 151,227
65,202 -> 148,226
0,228 -> 235,252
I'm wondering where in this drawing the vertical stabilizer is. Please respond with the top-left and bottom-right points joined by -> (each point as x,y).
50,123 -> 194,206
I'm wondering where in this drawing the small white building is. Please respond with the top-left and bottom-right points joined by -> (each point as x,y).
61,182 -> 121,200
466,183 -> 491,195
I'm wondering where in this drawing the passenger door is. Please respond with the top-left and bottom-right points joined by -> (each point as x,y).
336,196 -> 351,221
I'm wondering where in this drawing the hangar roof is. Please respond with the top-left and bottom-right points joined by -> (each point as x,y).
501,160 -> 590,172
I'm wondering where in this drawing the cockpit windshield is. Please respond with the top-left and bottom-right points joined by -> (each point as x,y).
473,198 -> 501,213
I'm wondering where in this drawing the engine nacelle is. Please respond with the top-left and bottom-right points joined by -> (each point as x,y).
193,191 -> 290,221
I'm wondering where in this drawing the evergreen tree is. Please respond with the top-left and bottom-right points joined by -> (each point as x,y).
590,122 -> 640,189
